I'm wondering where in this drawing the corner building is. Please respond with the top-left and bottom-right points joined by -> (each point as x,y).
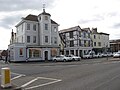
8,9 -> 60,62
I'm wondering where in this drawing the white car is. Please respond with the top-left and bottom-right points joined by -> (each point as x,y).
52,55 -> 72,62
66,55 -> 81,61
113,52 -> 120,58
83,54 -> 92,59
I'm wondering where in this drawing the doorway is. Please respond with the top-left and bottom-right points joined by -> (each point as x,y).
44,51 -> 48,61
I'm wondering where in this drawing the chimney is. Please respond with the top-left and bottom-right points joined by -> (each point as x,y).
92,28 -> 97,33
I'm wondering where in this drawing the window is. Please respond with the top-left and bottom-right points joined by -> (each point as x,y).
70,50 -> 74,55
27,36 -> 30,43
45,36 -> 48,43
94,35 -> 96,39
84,32 -> 86,38
29,49 -> 41,58
69,31 -> 73,38
70,40 -> 74,47
94,42 -> 96,46
79,31 -> 81,37
33,36 -> 36,43
84,40 -> 86,47
45,16 -> 48,20
98,42 -> 101,46
19,48 -> 23,56
33,50 -> 40,57
54,27 -> 57,32
45,24 -> 48,30
27,23 -> 30,30
54,37 -> 57,44
29,49 -> 32,58
51,48 -> 57,57
33,24 -> 36,31
79,40 -> 81,46
88,33 -> 90,38
88,41 -> 91,47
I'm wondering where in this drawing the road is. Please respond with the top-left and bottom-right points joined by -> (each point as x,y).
0,57 -> 120,90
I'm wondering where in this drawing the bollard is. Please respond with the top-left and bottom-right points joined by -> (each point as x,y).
1,67 -> 11,88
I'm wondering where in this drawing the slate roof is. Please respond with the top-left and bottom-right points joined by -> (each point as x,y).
23,14 -> 58,24
23,14 -> 38,22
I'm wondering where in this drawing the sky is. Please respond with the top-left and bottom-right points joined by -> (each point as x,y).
0,0 -> 120,50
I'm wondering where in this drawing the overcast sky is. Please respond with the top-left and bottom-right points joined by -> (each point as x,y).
0,0 -> 120,50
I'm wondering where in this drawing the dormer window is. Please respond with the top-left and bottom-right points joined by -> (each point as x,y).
45,16 -> 48,20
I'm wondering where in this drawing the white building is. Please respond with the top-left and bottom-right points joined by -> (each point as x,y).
8,8 -> 60,62
91,28 -> 110,53
59,26 -> 93,58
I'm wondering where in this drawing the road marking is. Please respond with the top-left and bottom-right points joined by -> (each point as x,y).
11,75 -> 25,80
25,79 -> 62,90
37,77 -> 61,81
21,77 -> 39,88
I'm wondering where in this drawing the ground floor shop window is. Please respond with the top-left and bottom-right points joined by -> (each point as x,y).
70,50 -> 74,55
51,48 -> 57,57
19,48 -> 23,56
29,49 -> 41,58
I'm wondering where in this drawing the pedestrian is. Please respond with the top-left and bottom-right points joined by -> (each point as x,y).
5,55 -> 8,64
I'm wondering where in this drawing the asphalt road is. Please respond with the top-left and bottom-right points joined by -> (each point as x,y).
0,57 -> 120,90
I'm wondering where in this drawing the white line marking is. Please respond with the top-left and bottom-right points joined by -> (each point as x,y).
21,77 -> 39,88
11,75 -> 25,80
11,72 -> 25,76
25,79 -> 62,90
37,77 -> 60,81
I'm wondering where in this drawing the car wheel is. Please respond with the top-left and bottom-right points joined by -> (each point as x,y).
63,59 -> 66,62
54,59 -> 56,62
72,58 -> 75,61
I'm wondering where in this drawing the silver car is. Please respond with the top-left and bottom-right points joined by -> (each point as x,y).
52,55 -> 72,62
66,55 -> 81,61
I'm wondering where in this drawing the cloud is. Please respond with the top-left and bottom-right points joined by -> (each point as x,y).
0,0 -> 55,12
0,13 -> 23,29
79,15 -> 104,24
112,23 -> 120,29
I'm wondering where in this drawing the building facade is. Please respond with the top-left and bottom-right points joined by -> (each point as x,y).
91,28 -> 110,54
8,9 -> 60,62
59,26 -> 93,57
110,39 -> 120,52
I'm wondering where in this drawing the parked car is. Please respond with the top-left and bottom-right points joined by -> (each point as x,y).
83,54 -> 92,59
97,53 -> 103,58
52,55 -> 72,62
66,55 -> 81,61
113,52 -> 120,58
93,53 -> 99,58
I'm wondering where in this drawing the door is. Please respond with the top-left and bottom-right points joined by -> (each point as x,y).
44,51 -> 48,61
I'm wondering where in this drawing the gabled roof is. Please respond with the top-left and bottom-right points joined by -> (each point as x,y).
59,26 -> 81,33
